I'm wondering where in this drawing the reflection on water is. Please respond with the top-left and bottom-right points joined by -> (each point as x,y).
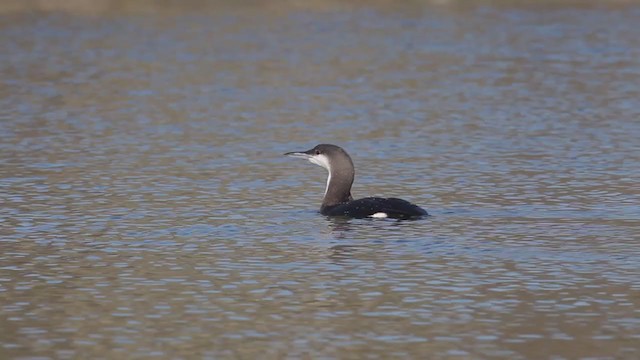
1,0 -> 640,359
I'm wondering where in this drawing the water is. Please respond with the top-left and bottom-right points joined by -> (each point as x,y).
1,1 -> 640,358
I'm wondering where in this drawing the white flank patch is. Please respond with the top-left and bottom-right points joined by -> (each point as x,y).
370,212 -> 388,218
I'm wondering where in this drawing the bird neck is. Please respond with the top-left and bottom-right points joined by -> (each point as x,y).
321,168 -> 354,208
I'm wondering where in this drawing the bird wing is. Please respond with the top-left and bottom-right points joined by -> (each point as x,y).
330,197 -> 427,218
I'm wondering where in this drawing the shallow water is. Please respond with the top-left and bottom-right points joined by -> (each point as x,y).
1,1 -> 640,358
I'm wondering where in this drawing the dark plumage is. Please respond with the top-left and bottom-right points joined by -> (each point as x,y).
285,144 -> 428,219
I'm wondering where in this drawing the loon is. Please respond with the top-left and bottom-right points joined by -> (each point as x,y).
285,144 -> 429,219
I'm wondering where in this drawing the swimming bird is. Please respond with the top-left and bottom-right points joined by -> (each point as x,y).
285,144 -> 428,219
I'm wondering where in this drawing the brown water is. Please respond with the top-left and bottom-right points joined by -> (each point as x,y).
1,1 -> 640,359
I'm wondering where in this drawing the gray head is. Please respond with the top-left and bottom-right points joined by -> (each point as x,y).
285,144 -> 355,207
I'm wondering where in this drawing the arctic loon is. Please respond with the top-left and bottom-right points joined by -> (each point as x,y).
285,144 -> 429,219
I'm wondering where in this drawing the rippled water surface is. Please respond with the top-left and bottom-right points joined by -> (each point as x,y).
1,1 -> 640,358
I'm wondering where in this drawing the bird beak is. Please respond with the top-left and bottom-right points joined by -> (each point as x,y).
284,150 -> 313,159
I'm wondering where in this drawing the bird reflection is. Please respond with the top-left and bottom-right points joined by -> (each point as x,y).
327,244 -> 360,263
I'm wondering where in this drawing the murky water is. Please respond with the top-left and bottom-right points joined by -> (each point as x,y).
1,1 -> 640,358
